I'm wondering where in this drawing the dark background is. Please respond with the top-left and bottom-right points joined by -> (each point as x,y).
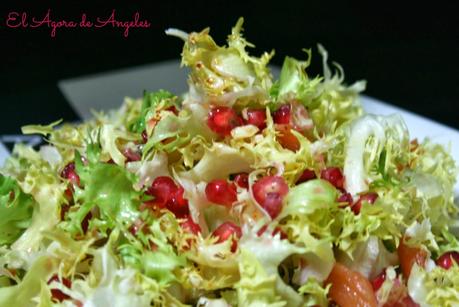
1,1 -> 458,134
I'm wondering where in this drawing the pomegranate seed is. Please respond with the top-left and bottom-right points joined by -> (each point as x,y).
234,172 -> 249,189
180,217 -> 201,235
61,162 -> 80,187
257,225 -> 288,239
146,176 -> 178,207
207,106 -> 243,136
141,130 -> 148,143
263,193 -> 284,218
252,176 -> 289,219
165,105 -> 178,115
337,192 -> 353,207
320,167 -> 344,189
245,109 -> 267,130
352,192 -> 378,215
273,104 -> 291,125
276,124 -> 300,151
123,148 -> 141,162
400,295 -> 420,307
166,186 -> 190,218
212,222 -> 242,252
371,270 -> 386,291
81,212 -> 92,234
256,225 -> 269,236
48,275 -> 72,302
60,204 -> 71,220
436,251 -> 459,269
129,219 -> 145,236
205,179 -> 237,207
272,227 -> 288,240
296,169 -> 316,184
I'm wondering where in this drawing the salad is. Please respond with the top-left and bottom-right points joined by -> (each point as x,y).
1,17 -> 459,307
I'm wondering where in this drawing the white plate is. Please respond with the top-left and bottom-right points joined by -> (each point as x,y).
2,61 -> 459,194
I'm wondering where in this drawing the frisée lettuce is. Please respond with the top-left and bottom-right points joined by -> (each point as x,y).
0,17 -> 458,306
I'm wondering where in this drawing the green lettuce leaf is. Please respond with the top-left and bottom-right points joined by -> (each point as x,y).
167,17 -> 274,106
298,277 -> 330,307
64,149 -> 141,236
0,175 -> 35,245
408,263 -> 459,307
342,114 -> 409,196
64,230 -> 163,306
235,249 -> 287,307
130,90 -> 177,133
0,256 -> 59,307
1,145 -> 65,264
119,215 -> 186,286
272,45 -> 365,135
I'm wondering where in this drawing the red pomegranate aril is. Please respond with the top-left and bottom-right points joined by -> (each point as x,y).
167,186 -> 190,218
165,105 -> 178,115
205,179 -> 237,207
297,169 -> 316,184
257,225 -> 288,240
276,124 -> 300,151
234,172 -> 249,189
436,251 -> 459,269
48,275 -> 72,302
320,167 -> 344,189
212,222 -> 242,252
252,176 -> 289,218
273,104 -> 291,125
245,109 -> 267,130
399,295 -> 421,307
61,162 -> 80,187
337,192 -> 353,207
272,227 -> 288,240
352,192 -> 378,215
146,176 -> 178,207
180,217 -> 201,235
371,270 -> 386,292
253,176 -> 289,205
141,130 -> 148,143
123,148 -> 141,162
129,219 -> 145,236
81,212 -> 92,234
263,193 -> 284,218
207,106 -> 243,136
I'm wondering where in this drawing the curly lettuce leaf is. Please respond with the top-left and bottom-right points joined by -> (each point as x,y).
272,45 -> 364,134
343,114 -> 409,196
61,230 -> 163,306
119,215 -> 186,286
0,256 -> 59,307
408,263 -> 459,307
168,17 -> 273,105
273,49 -> 321,104
130,90 -> 177,133
298,278 -> 330,307
235,249 -> 287,307
21,119 -> 63,136
0,175 -> 35,245
336,236 -> 398,279
64,149 -> 141,236
142,103 -> 216,155
1,145 -> 66,262
180,143 -> 254,183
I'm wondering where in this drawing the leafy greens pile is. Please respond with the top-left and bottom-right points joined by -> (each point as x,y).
0,18 -> 458,307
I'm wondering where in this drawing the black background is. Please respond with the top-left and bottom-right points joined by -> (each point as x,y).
1,1 -> 458,134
